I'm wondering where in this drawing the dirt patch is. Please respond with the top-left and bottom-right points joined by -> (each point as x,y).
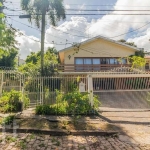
15,118 -> 119,132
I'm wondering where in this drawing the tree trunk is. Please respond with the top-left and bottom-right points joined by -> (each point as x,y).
41,12 -> 46,76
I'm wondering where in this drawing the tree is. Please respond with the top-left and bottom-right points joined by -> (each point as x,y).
118,39 -> 137,47
0,49 -> 18,67
129,56 -> 146,69
0,1 -> 18,68
21,0 -> 66,75
19,47 -> 59,76
25,51 -> 40,64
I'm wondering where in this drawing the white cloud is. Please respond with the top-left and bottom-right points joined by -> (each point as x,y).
65,4 -> 70,9
127,28 -> 150,51
45,17 -> 89,50
44,0 -> 150,52
16,34 -> 40,59
16,0 -> 150,59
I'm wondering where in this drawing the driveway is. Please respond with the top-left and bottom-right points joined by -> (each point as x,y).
100,108 -> 150,145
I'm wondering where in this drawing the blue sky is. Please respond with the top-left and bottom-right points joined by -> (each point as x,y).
4,0 -> 150,59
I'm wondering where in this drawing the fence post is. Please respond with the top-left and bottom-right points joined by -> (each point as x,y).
87,75 -> 93,106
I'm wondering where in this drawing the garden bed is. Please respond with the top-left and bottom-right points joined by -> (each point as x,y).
0,117 -> 119,136
4,117 -> 120,132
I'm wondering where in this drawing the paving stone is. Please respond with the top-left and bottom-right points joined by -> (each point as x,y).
0,133 -> 150,150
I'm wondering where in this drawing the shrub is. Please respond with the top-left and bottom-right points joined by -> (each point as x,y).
0,90 -> 29,113
35,89 -> 101,115
63,90 -> 100,114
35,101 -> 68,115
1,115 -> 14,125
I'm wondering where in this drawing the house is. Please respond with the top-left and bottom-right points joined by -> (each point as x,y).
58,36 -> 140,72
145,55 -> 150,71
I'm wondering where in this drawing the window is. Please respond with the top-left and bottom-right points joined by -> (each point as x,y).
84,58 -> 92,64
75,58 -> 83,64
93,59 -> 100,70
122,58 -> 127,64
101,58 -> 109,64
93,59 -> 100,64
110,58 -> 115,64
114,59 -> 119,64
145,63 -> 149,70
75,58 -> 83,70
75,57 -> 127,71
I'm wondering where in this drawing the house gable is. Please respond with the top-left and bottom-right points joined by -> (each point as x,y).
59,37 -> 138,64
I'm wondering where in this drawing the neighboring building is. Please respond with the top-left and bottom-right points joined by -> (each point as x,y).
19,59 -> 25,66
145,55 -> 150,71
58,36 -> 140,72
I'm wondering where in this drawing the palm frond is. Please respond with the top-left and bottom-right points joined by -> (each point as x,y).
21,0 -> 31,11
48,10 -> 56,26
34,14 -> 41,28
49,0 -> 66,23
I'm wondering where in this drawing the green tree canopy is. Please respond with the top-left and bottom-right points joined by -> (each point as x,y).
0,2 -> 18,68
19,47 -> 59,76
21,0 -> 66,75
118,39 -> 137,47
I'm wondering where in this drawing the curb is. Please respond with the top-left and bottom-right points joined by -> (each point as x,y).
0,128 -> 118,136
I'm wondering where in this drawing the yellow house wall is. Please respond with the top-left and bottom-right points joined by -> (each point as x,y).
63,39 -> 136,64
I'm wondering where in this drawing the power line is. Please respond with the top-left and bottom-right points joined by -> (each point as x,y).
7,16 -> 92,39
6,22 -> 72,46
4,2 -> 150,7
6,16 -> 75,43
5,7 -> 150,12
6,15 -> 150,43
6,14 -> 150,17
67,4 -> 150,7
110,22 -> 150,38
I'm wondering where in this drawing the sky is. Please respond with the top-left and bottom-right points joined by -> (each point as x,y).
4,0 -> 150,59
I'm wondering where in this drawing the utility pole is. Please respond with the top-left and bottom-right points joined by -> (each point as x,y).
19,14 -> 45,76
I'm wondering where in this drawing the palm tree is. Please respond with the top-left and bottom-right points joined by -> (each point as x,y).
21,0 -> 66,75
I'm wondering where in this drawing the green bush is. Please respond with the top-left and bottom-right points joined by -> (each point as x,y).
0,90 -> 29,113
1,115 -> 14,125
35,101 -> 68,115
35,89 -> 101,115
63,90 -> 100,114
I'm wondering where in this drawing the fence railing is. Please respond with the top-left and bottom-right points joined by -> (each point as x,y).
23,75 -> 88,107
1,69 -> 150,107
58,64 -> 132,72
93,77 -> 150,91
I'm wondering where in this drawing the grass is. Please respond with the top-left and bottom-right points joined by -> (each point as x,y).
14,118 -> 118,132
18,140 -> 27,149
5,136 -> 17,143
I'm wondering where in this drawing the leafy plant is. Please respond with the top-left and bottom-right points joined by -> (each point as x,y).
0,90 -> 29,113
35,89 -> 100,115
128,56 -> 146,69
63,89 -> 100,115
1,115 -> 14,125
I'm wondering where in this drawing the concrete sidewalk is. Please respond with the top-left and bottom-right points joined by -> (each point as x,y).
101,110 -> 150,145
99,107 -> 150,112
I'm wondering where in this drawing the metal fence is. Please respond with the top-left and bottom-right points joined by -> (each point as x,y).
93,77 -> 150,91
1,69 -> 150,108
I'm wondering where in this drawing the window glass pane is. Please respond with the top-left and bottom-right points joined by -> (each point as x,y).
93,59 -> 100,64
122,58 -> 127,64
145,63 -> 149,69
84,58 -> 92,64
106,59 -> 109,64
101,59 -> 106,64
75,58 -> 83,64
114,59 -> 119,64
110,58 -> 115,64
